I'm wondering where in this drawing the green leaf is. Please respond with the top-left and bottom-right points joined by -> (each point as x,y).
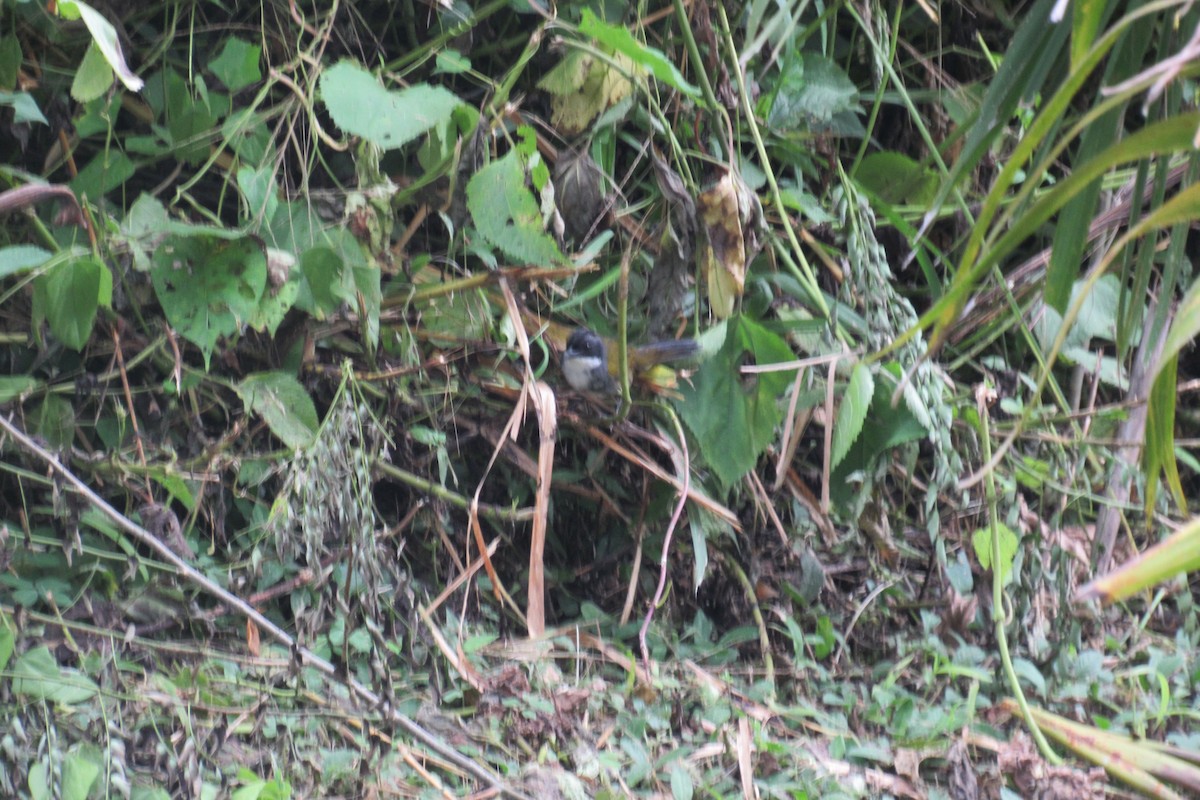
1144,354 -> 1185,515
466,150 -> 564,265
71,42 -> 113,103
0,35 -> 21,87
923,0 -> 1067,224
296,245 -> 349,317
1047,19 -> 1152,313
37,257 -> 106,350
320,61 -> 461,151
768,52 -> 858,128
828,369 -> 928,510
668,761 -> 694,800
434,50 -> 470,75
29,761 -> 50,800
0,91 -> 48,124
856,152 -> 939,206
61,749 -> 101,800
830,362 -> 874,470
0,376 -> 40,403
0,621 -> 14,671
13,646 -> 100,704
237,371 -> 319,449
972,522 -> 1019,585
56,0 -> 143,91
151,235 -> 267,368
1156,274 -> 1200,389
677,317 -> 796,488
248,263 -> 299,337
930,112 -> 1200,347
237,164 -> 279,223
0,245 -> 51,278
209,37 -> 262,92
578,9 -> 702,99
29,395 -> 75,449
70,149 -> 136,198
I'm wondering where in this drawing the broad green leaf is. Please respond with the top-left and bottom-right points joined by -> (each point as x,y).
1012,657 -> 1048,697
0,245 -> 51,278
247,261 -> 299,336
466,150 -> 563,265
29,395 -> 75,450
577,9 -> 702,99
70,149 -> 136,198
434,50 -> 470,75
296,245 -> 350,317
150,472 -> 196,511
130,786 -> 172,800
222,107 -> 274,163
151,235 -> 267,368
12,646 -> 100,704
71,42 -> 112,103
37,257 -> 106,350
61,749 -> 101,800
0,91 -> 47,124
538,47 -> 594,95
856,152 -> 939,206
0,375 -> 40,403
830,362 -> 873,470
237,164 -> 279,224
972,522 -> 1019,585
29,761 -> 50,800
767,52 -> 858,129
320,61 -> 461,151
669,761 -> 694,800
677,317 -> 795,488
237,371 -> 319,449
209,37 -> 261,92
56,0 -> 143,91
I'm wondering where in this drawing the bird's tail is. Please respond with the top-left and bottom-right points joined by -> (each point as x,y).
630,338 -> 700,368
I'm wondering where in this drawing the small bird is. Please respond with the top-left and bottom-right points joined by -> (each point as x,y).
562,328 -> 699,395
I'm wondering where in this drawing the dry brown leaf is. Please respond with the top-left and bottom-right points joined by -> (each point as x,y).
698,167 -> 762,317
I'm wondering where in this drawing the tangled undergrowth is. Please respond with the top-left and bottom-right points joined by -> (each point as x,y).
2,0 -> 1200,798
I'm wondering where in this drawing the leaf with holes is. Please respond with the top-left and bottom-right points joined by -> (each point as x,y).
151,235 -> 267,368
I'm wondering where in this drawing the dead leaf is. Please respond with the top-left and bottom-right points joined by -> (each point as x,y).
698,167 -> 762,317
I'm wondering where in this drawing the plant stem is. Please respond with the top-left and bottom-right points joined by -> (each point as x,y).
977,387 -> 1061,764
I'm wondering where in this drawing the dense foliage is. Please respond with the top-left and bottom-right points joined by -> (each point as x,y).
1,0 -> 1199,797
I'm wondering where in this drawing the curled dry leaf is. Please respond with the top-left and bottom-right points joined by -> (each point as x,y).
698,167 -> 762,318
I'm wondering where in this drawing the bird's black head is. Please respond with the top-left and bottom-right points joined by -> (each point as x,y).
565,328 -> 606,360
